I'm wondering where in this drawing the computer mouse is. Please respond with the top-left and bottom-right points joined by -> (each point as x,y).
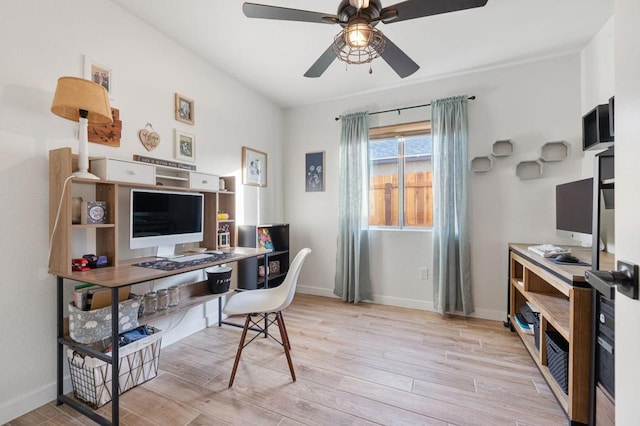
556,254 -> 579,263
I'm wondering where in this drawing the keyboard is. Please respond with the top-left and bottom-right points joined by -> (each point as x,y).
527,244 -> 571,258
167,253 -> 214,263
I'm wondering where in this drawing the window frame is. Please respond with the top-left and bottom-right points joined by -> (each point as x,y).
368,120 -> 432,230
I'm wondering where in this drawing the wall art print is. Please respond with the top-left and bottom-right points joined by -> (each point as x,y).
305,151 -> 325,192
242,146 -> 267,187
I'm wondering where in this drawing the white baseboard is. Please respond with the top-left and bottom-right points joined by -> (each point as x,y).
296,286 -> 506,321
0,377 -> 73,425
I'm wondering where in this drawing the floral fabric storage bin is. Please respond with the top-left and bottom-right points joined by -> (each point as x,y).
68,297 -> 140,344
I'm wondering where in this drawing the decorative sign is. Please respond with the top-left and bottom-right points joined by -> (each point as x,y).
88,108 -> 121,147
132,154 -> 196,171
138,123 -> 160,151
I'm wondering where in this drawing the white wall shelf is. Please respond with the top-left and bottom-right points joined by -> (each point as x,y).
516,160 -> 543,180
540,141 -> 570,162
470,156 -> 493,173
492,139 -> 515,157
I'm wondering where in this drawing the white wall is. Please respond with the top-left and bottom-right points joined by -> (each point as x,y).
0,0 -> 283,422
613,0 -> 640,423
580,17 -> 616,253
284,54 -> 587,320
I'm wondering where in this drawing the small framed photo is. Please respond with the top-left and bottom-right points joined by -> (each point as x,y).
175,93 -> 194,125
84,55 -> 114,100
305,151 -> 325,192
242,146 -> 267,187
175,129 -> 196,162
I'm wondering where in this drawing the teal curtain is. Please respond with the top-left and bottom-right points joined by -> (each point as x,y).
334,112 -> 373,303
431,96 -> 474,315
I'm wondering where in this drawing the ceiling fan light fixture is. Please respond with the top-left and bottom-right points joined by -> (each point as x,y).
344,18 -> 372,48
332,24 -> 385,66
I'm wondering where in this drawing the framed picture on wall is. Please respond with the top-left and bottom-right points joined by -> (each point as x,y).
175,129 -> 195,162
175,93 -> 194,125
305,151 -> 325,192
84,55 -> 114,100
242,146 -> 267,187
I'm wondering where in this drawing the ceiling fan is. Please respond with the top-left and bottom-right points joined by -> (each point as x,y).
242,0 -> 488,78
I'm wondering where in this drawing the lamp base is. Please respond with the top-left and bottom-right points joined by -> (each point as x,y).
73,171 -> 100,180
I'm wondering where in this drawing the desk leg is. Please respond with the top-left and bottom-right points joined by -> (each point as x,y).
56,276 -> 64,405
111,288 -> 120,426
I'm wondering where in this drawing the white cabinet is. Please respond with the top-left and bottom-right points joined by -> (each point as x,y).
91,158 -> 155,185
190,171 -> 219,191
91,157 -> 219,191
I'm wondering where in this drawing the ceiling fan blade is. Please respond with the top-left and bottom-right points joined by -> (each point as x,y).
243,3 -> 338,24
304,44 -> 340,78
381,0 -> 488,24
376,35 -> 419,78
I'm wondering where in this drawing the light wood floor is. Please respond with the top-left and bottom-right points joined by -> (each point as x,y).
8,294 -> 567,425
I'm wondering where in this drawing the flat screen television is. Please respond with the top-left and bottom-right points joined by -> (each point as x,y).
556,178 -> 593,245
130,189 -> 204,257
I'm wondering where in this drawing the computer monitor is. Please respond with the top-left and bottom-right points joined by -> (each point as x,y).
130,189 -> 204,257
556,178 -> 593,246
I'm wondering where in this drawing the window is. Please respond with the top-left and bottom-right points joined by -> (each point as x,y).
368,121 -> 432,228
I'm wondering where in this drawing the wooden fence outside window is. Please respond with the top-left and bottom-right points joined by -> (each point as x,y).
369,172 -> 433,227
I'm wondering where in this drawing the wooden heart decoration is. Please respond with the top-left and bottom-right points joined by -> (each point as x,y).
138,124 -> 160,151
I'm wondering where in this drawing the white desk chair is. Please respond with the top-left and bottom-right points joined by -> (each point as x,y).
222,248 -> 311,387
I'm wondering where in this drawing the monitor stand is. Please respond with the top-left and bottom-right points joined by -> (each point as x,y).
156,244 -> 179,259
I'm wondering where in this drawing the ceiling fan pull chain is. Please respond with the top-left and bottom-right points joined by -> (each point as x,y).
369,63 -> 373,74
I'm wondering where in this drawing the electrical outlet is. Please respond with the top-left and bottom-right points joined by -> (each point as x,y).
419,267 -> 429,280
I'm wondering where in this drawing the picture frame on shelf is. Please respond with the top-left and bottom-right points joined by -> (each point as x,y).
242,146 -> 267,187
305,151 -> 325,192
83,55 -> 114,100
175,93 -> 194,125
174,129 -> 195,163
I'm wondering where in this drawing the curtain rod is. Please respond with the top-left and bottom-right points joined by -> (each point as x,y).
334,95 -> 476,121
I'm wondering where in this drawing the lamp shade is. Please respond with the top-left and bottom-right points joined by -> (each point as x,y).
51,77 -> 112,124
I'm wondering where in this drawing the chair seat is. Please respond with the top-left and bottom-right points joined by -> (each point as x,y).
222,288 -> 284,316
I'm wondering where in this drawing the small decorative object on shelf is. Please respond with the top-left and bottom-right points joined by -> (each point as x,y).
257,227 -> 274,249
157,289 -> 168,311
269,260 -> 280,275
143,291 -> 158,315
218,232 -> 231,248
72,197 -> 83,224
217,211 -> 229,220
168,286 -> 180,307
81,201 -> 107,224
72,258 -> 90,272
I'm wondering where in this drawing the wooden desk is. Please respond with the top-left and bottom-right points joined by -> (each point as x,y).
54,247 -> 269,426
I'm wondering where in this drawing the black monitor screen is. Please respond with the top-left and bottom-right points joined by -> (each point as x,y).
556,178 -> 593,235
131,190 -> 203,238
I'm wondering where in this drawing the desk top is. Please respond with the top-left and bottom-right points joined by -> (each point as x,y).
509,243 -> 615,284
51,247 -> 270,288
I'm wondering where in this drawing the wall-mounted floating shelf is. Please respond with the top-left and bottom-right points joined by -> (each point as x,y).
540,141 -> 570,163
516,160 -> 543,180
470,156 -> 493,173
492,140 -> 515,157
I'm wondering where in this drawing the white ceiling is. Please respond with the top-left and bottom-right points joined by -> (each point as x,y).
109,0 -> 613,109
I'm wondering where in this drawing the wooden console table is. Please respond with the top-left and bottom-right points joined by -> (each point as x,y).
507,243 -> 614,425
54,247 -> 269,426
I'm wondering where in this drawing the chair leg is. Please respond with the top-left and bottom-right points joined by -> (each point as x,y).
276,311 -> 296,382
279,311 -> 292,350
229,314 -> 251,387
